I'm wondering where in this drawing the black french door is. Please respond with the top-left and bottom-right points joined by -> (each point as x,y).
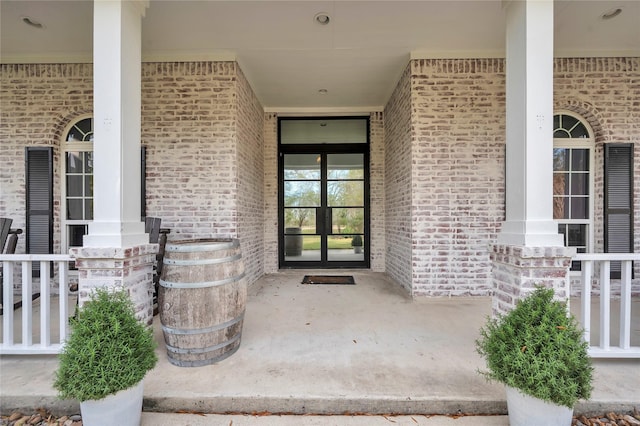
278,119 -> 369,268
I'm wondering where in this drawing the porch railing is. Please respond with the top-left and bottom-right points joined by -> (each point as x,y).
574,253 -> 640,358
0,254 -> 73,355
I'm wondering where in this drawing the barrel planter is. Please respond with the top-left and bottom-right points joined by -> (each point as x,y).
159,238 -> 247,367
284,227 -> 303,256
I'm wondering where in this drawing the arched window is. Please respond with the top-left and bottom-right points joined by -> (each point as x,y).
62,116 -> 94,254
553,112 -> 594,269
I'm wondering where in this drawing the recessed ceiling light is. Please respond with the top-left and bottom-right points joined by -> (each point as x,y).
601,8 -> 622,20
314,12 -> 330,25
318,89 -> 328,95
22,16 -> 44,29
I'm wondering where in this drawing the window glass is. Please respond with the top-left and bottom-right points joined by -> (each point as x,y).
571,149 -> 589,171
553,114 -> 589,139
281,119 -> 367,144
63,117 -> 94,257
284,154 -> 321,180
553,113 -> 593,272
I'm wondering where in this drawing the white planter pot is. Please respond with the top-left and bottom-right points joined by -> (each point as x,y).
80,380 -> 144,426
505,385 -> 573,426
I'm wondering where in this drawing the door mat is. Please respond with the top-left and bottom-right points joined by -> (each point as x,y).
302,275 -> 355,285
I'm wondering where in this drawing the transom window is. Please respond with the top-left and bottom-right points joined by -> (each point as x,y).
62,117 -> 93,254
553,113 -> 594,270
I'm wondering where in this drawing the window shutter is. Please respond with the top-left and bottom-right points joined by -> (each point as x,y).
604,144 -> 634,278
25,147 -> 53,276
141,146 -> 147,220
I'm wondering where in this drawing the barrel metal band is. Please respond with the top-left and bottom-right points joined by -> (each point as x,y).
166,240 -> 239,253
160,272 -> 245,289
163,252 -> 242,266
161,312 -> 245,335
165,333 -> 241,355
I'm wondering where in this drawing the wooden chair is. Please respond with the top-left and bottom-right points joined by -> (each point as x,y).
0,218 -> 26,315
145,217 -> 170,315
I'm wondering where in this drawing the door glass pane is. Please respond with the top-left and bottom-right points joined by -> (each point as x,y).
284,181 -> 320,207
327,235 -> 364,261
328,154 -> 364,179
284,234 -> 321,262
331,208 -> 364,235
284,154 -> 320,179
327,181 -> 364,207
284,208 -> 316,233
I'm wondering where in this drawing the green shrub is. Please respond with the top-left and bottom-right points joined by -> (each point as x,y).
54,289 -> 158,402
351,235 -> 363,246
475,286 -> 593,408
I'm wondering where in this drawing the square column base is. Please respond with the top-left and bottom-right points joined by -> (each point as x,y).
490,244 -> 575,316
70,244 -> 158,326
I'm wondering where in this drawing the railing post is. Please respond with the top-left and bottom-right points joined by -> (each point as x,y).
2,262 -> 14,345
581,260 -> 592,345
1,254 -> 74,354
58,261 -> 70,343
599,261 -> 610,351
40,261 -> 51,347
21,262 -> 33,346
620,260 -> 632,350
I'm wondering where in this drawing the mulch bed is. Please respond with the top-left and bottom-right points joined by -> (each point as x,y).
1,408 -> 639,425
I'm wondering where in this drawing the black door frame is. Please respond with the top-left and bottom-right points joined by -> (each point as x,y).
278,117 -> 370,269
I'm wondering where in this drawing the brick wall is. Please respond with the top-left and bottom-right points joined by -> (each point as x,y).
142,62 -> 238,239
2,61 -> 266,285
384,65 -> 414,294
142,61 -> 265,284
409,59 -> 506,297
553,57 -> 640,294
2,57 -> 638,297
369,112 -> 385,272
235,66 -> 265,284
0,63 -> 94,255
263,114 -> 279,273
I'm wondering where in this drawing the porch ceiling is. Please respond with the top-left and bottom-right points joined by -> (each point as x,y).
1,1 -> 638,111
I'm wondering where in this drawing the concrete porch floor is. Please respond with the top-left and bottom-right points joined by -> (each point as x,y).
1,270 -> 638,417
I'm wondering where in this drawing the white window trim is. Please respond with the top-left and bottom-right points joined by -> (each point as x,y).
553,110 -> 595,271
60,114 -> 93,255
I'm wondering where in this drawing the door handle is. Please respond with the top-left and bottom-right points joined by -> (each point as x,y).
325,207 -> 332,235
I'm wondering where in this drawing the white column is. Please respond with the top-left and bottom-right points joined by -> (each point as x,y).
85,0 -> 149,248
498,0 -> 563,247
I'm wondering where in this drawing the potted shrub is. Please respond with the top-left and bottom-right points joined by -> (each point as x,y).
54,289 -> 158,426
475,286 -> 593,426
351,235 -> 363,254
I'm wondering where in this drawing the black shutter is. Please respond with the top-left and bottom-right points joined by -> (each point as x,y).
604,144 -> 634,279
25,147 -> 53,276
141,146 -> 147,220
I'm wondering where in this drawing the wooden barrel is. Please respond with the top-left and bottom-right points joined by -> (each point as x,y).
158,238 -> 247,367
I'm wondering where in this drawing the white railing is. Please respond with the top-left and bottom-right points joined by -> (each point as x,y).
574,253 -> 640,358
0,254 -> 73,354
